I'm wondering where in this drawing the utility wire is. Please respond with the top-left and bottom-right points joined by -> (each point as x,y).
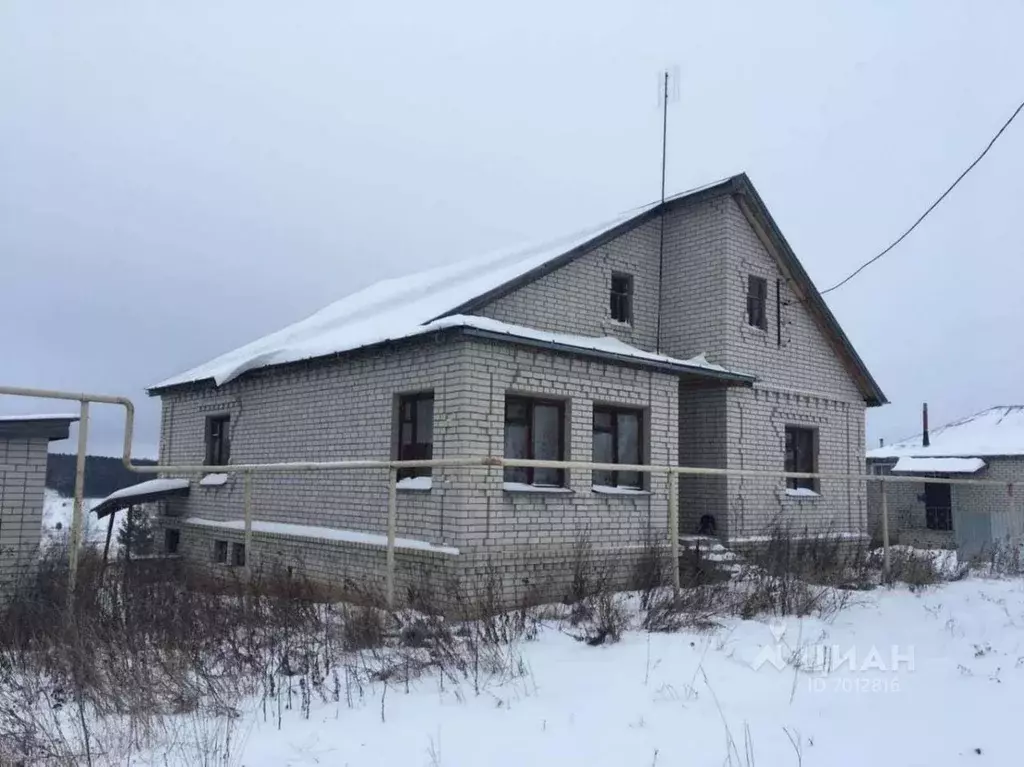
820,98 -> 1024,296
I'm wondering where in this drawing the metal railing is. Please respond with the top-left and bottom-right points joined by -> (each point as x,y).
2,385 -> 1019,605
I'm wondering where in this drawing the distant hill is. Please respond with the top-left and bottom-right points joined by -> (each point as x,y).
46,453 -> 158,499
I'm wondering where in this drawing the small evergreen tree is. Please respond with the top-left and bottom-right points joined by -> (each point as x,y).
117,505 -> 155,558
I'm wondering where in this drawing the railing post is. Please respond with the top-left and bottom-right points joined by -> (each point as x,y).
243,470 -> 253,580
668,470 -> 680,591
68,400 -> 90,600
386,466 -> 397,609
880,478 -> 890,577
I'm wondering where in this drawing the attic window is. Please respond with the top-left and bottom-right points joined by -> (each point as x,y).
610,273 -> 633,324
747,276 -> 767,330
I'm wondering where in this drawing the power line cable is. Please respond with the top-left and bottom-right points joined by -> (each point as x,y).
820,98 -> 1024,296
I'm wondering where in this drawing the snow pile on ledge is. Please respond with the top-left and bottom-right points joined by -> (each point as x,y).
395,476 -> 432,490
184,518 -> 459,556
892,456 -> 986,474
200,473 -> 229,486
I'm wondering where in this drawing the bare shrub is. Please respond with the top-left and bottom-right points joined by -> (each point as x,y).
732,524 -> 872,619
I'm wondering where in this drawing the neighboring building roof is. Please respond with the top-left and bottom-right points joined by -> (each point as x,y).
868,406 -> 1024,459
150,174 -> 885,404
0,413 -> 79,441
892,456 -> 986,474
92,477 -> 191,519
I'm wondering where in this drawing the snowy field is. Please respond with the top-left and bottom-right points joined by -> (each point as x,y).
111,576 -> 1024,767
40,489 -> 111,546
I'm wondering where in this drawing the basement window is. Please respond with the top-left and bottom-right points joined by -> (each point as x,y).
592,406 -> 643,489
747,275 -> 768,330
164,528 -> 180,555
785,426 -> 818,491
504,396 -> 566,487
232,542 -> 246,568
396,392 -> 434,479
213,539 -> 228,564
610,273 -> 633,324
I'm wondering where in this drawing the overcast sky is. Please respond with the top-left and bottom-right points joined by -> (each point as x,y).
2,1 -> 1023,458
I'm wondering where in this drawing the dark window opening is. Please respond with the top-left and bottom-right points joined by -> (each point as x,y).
164,528 -> 180,555
592,406 -> 643,488
504,396 -> 565,486
924,483 -> 953,531
610,273 -> 633,324
396,392 -> 434,479
205,414 -> 231,466
747,275 -> 768,330
785,426 -> 817,491
213,539 -> 228,564
232,542 -> 246,567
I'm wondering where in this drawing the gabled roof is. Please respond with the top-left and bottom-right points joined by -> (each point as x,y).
150,174 -> 885,404
868,406 -> 1024,459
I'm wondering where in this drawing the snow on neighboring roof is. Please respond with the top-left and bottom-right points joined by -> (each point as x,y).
101,478 -> 190,504
0,413 -> 79,422
152,182 -> 739,391
869,406 -> 1024,459
892,457 -> 986,474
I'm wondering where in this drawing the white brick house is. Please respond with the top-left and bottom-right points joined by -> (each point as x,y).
148,174 -> 885,602
867,406 -> 1024,552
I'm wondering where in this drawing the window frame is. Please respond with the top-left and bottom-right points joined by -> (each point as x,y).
213,539 -> 228,564
164,528 -> 181,555
205,414 -> 231,467
784,425 -> 818,491
503,395 -> 566,487
609,272 -> 634,324
592,405 -> 645,489
396,392 -> 435,479
747,275 -> 768,331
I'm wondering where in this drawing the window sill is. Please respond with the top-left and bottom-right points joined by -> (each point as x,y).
592,485 -> 650,496
396,476 -> 433,492
200,473 -> 229,487
602,318 -> 634,331
503,482 -> 573,494
782,488 -> 820,499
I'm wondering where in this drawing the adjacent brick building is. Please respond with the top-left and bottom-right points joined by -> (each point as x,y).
0,414 -> 77,590
148,174 -> 886,603
867,406 -> 1024,553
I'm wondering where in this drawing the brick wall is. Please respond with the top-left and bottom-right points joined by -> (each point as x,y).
0,436 -> 48,588
678,383 -> 728,535
866,457 -> 1023,548
477,219 -> 661,351
159,336 -> 678,602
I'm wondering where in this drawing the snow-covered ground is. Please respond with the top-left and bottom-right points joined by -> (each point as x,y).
120,576 -> 1024,766
41,489 -> 113,546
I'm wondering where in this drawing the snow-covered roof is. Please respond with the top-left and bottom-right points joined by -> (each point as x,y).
92,477 -> 191,518
152,204 -> 660,390
892,457 -> 986,474
869,406 -> 1024,459
150,173 -> 885,404
151,181 -> 756,391
0,413 -> 79,422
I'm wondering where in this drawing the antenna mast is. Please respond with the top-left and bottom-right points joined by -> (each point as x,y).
655,69 -> 671,352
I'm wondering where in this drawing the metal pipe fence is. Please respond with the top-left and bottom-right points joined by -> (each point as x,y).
3,385 -> 1019,606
